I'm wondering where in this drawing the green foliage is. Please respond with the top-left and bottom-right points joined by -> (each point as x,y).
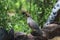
0,0 -> 57,33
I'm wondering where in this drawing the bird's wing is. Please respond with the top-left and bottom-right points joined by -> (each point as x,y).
29,20 -> 40,30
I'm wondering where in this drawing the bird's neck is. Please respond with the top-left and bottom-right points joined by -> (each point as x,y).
27,17 -> 32,23
27,17 -> 32,19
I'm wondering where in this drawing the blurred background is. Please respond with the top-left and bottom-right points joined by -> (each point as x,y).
0,0 -> 57,34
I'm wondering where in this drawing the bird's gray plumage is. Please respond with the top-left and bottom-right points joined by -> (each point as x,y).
22,11 -> 43,36
27,17 -> 42,35
27,17 -> 40,30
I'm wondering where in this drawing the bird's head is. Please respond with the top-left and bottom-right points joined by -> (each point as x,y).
22,10 -> 31,17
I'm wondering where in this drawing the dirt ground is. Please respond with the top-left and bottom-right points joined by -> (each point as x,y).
49,37 -> 60,40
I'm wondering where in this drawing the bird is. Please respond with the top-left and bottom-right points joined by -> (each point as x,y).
22,10 -> 42,36
44,0 -> 60,26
